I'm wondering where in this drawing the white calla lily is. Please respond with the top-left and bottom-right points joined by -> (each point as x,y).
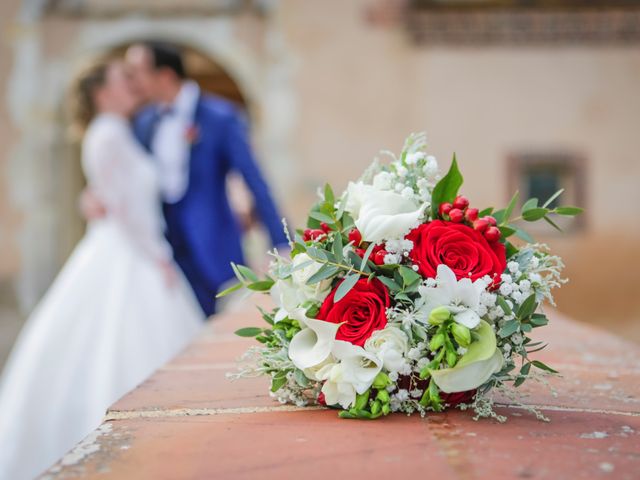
288,309 -> 340,371
430,320 -> 504,393
417,264 -> 489,329
345,182 -> 426,244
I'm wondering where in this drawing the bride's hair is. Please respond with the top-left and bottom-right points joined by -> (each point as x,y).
68,57 -> 112,136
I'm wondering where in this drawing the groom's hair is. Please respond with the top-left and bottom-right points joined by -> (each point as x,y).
143,41 -> 186,80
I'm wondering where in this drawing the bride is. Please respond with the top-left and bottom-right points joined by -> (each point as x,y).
0,58 -> 204,479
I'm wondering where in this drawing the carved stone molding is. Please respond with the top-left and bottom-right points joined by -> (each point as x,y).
405,8 -> 640,44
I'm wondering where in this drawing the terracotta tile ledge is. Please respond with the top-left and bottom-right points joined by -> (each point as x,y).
42,302 -> 640,480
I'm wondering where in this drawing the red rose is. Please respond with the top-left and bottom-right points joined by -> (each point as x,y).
441,389 -> 476,407
317,278 -> 390,347
406,220 -> 506,283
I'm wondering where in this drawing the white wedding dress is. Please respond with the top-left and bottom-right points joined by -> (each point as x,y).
0,113 -> 204,480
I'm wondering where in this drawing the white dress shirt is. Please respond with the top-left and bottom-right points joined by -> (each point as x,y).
151,81 -> 200,203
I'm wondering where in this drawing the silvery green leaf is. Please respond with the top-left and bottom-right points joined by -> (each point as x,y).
306,264 -> 339,285
334,274 -> 360,303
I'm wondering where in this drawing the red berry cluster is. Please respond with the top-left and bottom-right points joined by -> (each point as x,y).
349,228 -> 388,265
302,222 -> 332,242
438,195 -> 501,243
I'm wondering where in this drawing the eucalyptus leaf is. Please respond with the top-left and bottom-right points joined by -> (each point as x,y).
531,360 -> 558,374
521,197 -> 538,212
543,215 -> 563,232
543,188 -> 564,208
216,282 -> 243,298
555,206 -> 583,216
522,207 -> 549,221
360,243 -> 376,270
235,264 -> 258,282
306,264 -> 339,285
246,280 -> 275,292
235,327 -> 263,337
308,211 -> 334,225
504,191 -> 519,223
332,233 -> 344,262
514,226 -> 535,243
334,274 -> 360,303
498,319 -> 519,338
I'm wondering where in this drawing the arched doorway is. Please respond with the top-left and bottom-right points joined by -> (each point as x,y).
59,42 -> 259,263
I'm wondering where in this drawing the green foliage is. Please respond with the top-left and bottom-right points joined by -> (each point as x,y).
431,155 -> 463,218
235,327 -> 263,337
334,273 -> 360,302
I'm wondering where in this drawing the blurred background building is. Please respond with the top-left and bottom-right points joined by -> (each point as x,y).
1,0 -> 639,366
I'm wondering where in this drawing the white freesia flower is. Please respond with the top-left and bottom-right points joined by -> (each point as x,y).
317,340 -> 383,409
315,363 -> 354,409
429,320 -> 503,393
344,181 -> 427,244
288,309 -> 340,370
417,264 -> 489,329
270,253 -> 333,322
364,326 -> 409,372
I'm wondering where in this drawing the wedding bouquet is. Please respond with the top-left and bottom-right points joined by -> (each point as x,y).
221,133 -> 582,420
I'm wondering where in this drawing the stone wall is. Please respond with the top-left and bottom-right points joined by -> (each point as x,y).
0,0 -> 639,341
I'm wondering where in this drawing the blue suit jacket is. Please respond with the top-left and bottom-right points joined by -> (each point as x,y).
133,94 -> 288,315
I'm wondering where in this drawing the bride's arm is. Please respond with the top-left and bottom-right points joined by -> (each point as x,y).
84,118 -> 174,266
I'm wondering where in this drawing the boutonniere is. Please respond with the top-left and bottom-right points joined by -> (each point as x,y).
185,124 -> 200,145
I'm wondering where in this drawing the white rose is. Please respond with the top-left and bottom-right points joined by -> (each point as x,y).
270,278 -> 303,322
345,181 -> 427,244
290,253 -> 333,302
364,326 -> 409,372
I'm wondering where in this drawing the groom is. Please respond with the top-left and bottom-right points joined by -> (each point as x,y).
124,41 -> 288,316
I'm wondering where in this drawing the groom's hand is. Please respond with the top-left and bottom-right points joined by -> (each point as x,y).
78,188 -> 106,220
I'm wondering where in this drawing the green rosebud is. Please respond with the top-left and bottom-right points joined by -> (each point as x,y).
446,349 -> 458,367
372,371 -> 391,389
286,328 -> 297,339
338,410 -> 357,419
354,391 -> 369,410
429,332 -> 445,351
370,400 -> 381,416
451,323 -> 471,347
376,389 -> 390,404
382,403 -> 391,415
429,306 -> 451,325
